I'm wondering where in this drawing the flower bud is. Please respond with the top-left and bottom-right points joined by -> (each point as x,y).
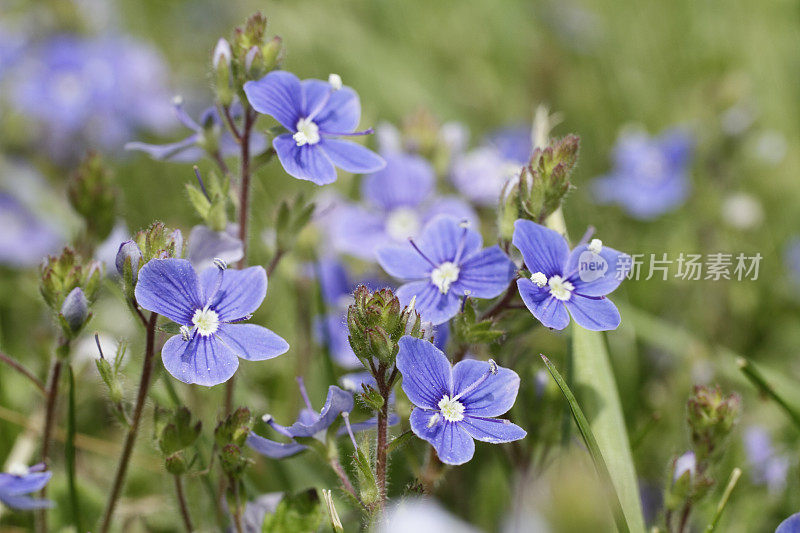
213,38 -> 233,106
212,38 -> 232,69
165,452 -> 188,476
40,247 -> 102,313
514,134 -> 580,223
220,444 -> 248,476
261,36 -> 283,71
60,287 -> 89,336
67,153 -> 117,242
687,385 -> 741,462
215,406 -> 252,448
115,240 -> 142,278
134,222 -> 184,264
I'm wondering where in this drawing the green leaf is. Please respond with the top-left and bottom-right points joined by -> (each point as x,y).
262,489 -> 323,533
540,354 -> 631,533
570,327 -> 644,532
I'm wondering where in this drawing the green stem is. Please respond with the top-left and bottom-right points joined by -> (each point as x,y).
37,351 -> 64,533
66,364 -> 82,532
0,350 -> 46,394
99,312 -> 159,532
704,468 -> 742,532
737,357 -> 800,431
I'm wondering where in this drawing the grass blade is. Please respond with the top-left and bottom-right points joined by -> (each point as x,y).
541,354 -> 631,533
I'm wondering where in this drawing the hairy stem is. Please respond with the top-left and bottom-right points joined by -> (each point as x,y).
0,350 -> 46,394
37,354 -> 64,533
174,474 -> 194,532
99,312 -> 159,533
374,364 -> 391,508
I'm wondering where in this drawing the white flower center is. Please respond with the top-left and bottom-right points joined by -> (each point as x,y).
548,275 -> 574,301
294,118 -> 320,146
385,207 -> 421,241
588,238 -> 603,254
530,271 -> 548,288
438,395 -> 465,422
192,307 -> 219,336
431,261 -> 460,294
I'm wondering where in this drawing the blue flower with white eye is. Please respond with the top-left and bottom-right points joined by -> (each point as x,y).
126,101 -> 267,163
134,258 -> 289,386
512,219 -> 630,331
377,216 -> 515,325
0,464 -> 53,510
244,71 -> 385,185
397,337 -> 525,465
330,152 -> 477,260
591,129 -> 693,219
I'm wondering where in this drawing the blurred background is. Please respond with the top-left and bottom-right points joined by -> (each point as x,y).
1,0 -> 799,531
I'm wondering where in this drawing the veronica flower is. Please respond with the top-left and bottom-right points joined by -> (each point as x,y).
0,463 -> 53,510
377,216 -> 515,325
244,71 -> 385,185
512,220 -> 630,331
591,129 -> 693,219
247,379 -> 354,459
186,224 -> 244,273
744,426 -> 789,494
135,258 -> 289,386
126,101 -> 267,163
397,337 -> 525,465
0,193 -> 63,267
330,152 -> 477,260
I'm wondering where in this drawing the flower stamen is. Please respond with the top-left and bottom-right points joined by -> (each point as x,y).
437,395 -> 465,422
431,261 -> 460,294
294,118 -> 320,146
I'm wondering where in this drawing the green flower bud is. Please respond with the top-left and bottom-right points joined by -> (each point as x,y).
67,152 -> 117,242
687,385 -> 741,463
165,452 -> 188,475
214,406 -> 252,448
134,222 -> 184,264
40,247 -> 102,314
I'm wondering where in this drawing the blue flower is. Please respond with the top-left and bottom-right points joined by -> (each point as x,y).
396,337 -> 525,465
512,220 -> 630,331
247,379 -> 354,459
0,193 -> 63,267
0,464 -> 53,510
744,426 -> 789,494
126,101 -> 267,163
331,152 -> 478,259
591,129 -> 693,219
377,216 -> 516,325
777,513 -> 800,533
134,258 -> 289,386
244,71 -> 386,185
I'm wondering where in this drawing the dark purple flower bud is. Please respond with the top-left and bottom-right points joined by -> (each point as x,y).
61,287 -> 89,333
115,240 -> 142,278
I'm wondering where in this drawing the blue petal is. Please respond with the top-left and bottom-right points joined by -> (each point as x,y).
186,225 -> 243,273
396,280 -> 461,326
246,432 -> 307,459
396,337 -> 452,409
273,134 -> 337,185
565,244 -> 631,297
217,324 -> 289,361
330,205 -> 387,259
516,278 -> 570,330
565,294 -> 621,331
287,386 -> 354,437
376,245 -> 432,280
302,80 -> 360,133
316,258 -> 352,305
135,258 -> 204,325
316,314 -> 361,368
455,245 -> 516,298
161,334 -> 239,386
125,135 -> 203,162
243,71 -> 303,131
0,493 -> 54,510
199,266 -> 267,322
409,410 -> 475,465
0,472 -> 51,495
776,512 -> 800,533
424,197 -> 479,230
321,139 -> 385,174
460,416 -> 526,444
361,152 -> 434,210
511,220 -> 569,277
452,359 -> 520,417
412,216 -> 481,266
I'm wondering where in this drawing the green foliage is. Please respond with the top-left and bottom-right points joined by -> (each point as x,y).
261,489 -> 323,533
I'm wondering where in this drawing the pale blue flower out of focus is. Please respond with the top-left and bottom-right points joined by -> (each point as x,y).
186,224 -> 244,273
126,101 -> 267,163
512,220 -> 630,331
743,426 -> 789,494
244,71 -> 385,185
396,336 -> 525,465
377,216 -> 515,325
330,152 -> 477,260
0,193 -> 63,267
134,258 -> 289,386
0,463 -> 53,510
591,129 -> 693,219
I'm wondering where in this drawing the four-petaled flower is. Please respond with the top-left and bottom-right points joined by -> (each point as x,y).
244,71 -> 386,185
396,336 -> 525,465
377,216 -> 516,325
330,151 -> 477,259
512,219 -> 630,331
591,129 -> 693,220
135,258 -> 289,386
0,463 -> 53,510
